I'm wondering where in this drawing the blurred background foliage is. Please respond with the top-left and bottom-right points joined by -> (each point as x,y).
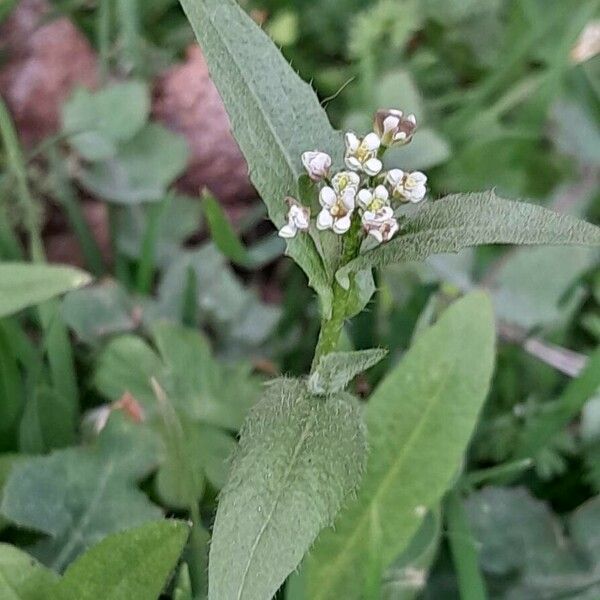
0,0 -> 599,598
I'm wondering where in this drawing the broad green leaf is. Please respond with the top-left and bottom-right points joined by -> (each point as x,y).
115,195 -> 203,267
61,282 -> 138,346
208,378 -> 367,600
63,83 -> 150,161
336,191 -> 600,288
78,124 -> 188,204
0,454 -> 23,533
94,323 -> 261,430
56,520 -> 189,600
179,0 -> 342,316
306,292 -> 496,599
0,263 -> 91,318
0,415 -> 162,571
308,348 -> 388,395
0,544 -> 58,600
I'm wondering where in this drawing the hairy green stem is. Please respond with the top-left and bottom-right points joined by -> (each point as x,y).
312,217 -> 362,370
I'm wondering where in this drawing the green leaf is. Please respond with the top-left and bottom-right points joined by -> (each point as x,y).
0,544 -> 58,600
63,83 -> 150,162
0,263 -> 91,318
56,520 -> 189,600
0,414 -> 162,571
78,124 -> 188,204
336,191 -> 600,288
61,282 -> 138,346
208,378 -> 367,600
94,323 -> 261,430
178,0 -> 342,316
308,348 -> 388,395
306,292 -> 496,599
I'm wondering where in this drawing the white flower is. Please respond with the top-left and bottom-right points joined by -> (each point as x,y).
278,198 -> 310,238
386,169 -> 427,203
357,184 -> 389,211
362,206 -> 399,244
301,150 -> 332,181
344,132 -> 382,175
374,109 -> 417,147
317,174 -> 357,234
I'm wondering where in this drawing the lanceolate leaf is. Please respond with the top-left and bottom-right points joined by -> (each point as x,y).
178,0 -> 342,315
56,520 -> 189,600
336,191 -> 600,288
0,263 -> 91,318
208,379 -> 367,600
308,348 -> 388,395
306,292 -> 496,599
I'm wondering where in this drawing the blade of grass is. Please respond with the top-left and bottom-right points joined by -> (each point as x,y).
46,147 -> 105,277
461,458 -> 534,489
97,0 -> 112,82
445,488 -> 488,600
0,98 -> 79,431
136,198 -> 167,295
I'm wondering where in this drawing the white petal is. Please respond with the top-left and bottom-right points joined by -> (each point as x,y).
278,223 -> 297,238
341,189 -> 355,211
363,132 -> 381,151
407,113 -> 417,124
379,206 -> 394,219
345,132 -> 360,151
319,186 -> 336,208
383,115 -> 400,134
368,229 -> 383,244
374,185 -> 389,201
411,171 -> 427,184
363,158 -> 383,176
362,210 -> 376,224
389,108 -> 403,117
387,169 -> 403,186
388,219 -> 399,239
317,209 -> 333,230
333,215 -> 351,234
345,156 -> 362,171
347,171 -> 361,187
393,131 -> 407,142
301,151 -> 316,170
293,210 -> 310,230
357,189 -> 372,209
409,186 -> 427,202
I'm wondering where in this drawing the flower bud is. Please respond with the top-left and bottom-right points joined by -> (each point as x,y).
278,197 -> 310,239
301,151 -> 332,181
374,109 -> 417,147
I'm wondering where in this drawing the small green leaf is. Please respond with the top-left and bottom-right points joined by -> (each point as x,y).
179,0 -> 342,317
0,544 -> 58,600
308,348 -> 388,395
208,378 -> 367,600
0,263 -> 91,318
63,82 -> 150,161
336,191 -> 600,288
306,292 -> 496,599
56,520 -> 189,600
0,415 -> 162,571
78,124 -> 188,204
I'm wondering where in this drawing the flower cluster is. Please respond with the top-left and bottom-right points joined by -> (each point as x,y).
278,109 -> 427,246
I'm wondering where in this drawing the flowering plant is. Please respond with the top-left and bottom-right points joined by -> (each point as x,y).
176,1 -> 600,599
